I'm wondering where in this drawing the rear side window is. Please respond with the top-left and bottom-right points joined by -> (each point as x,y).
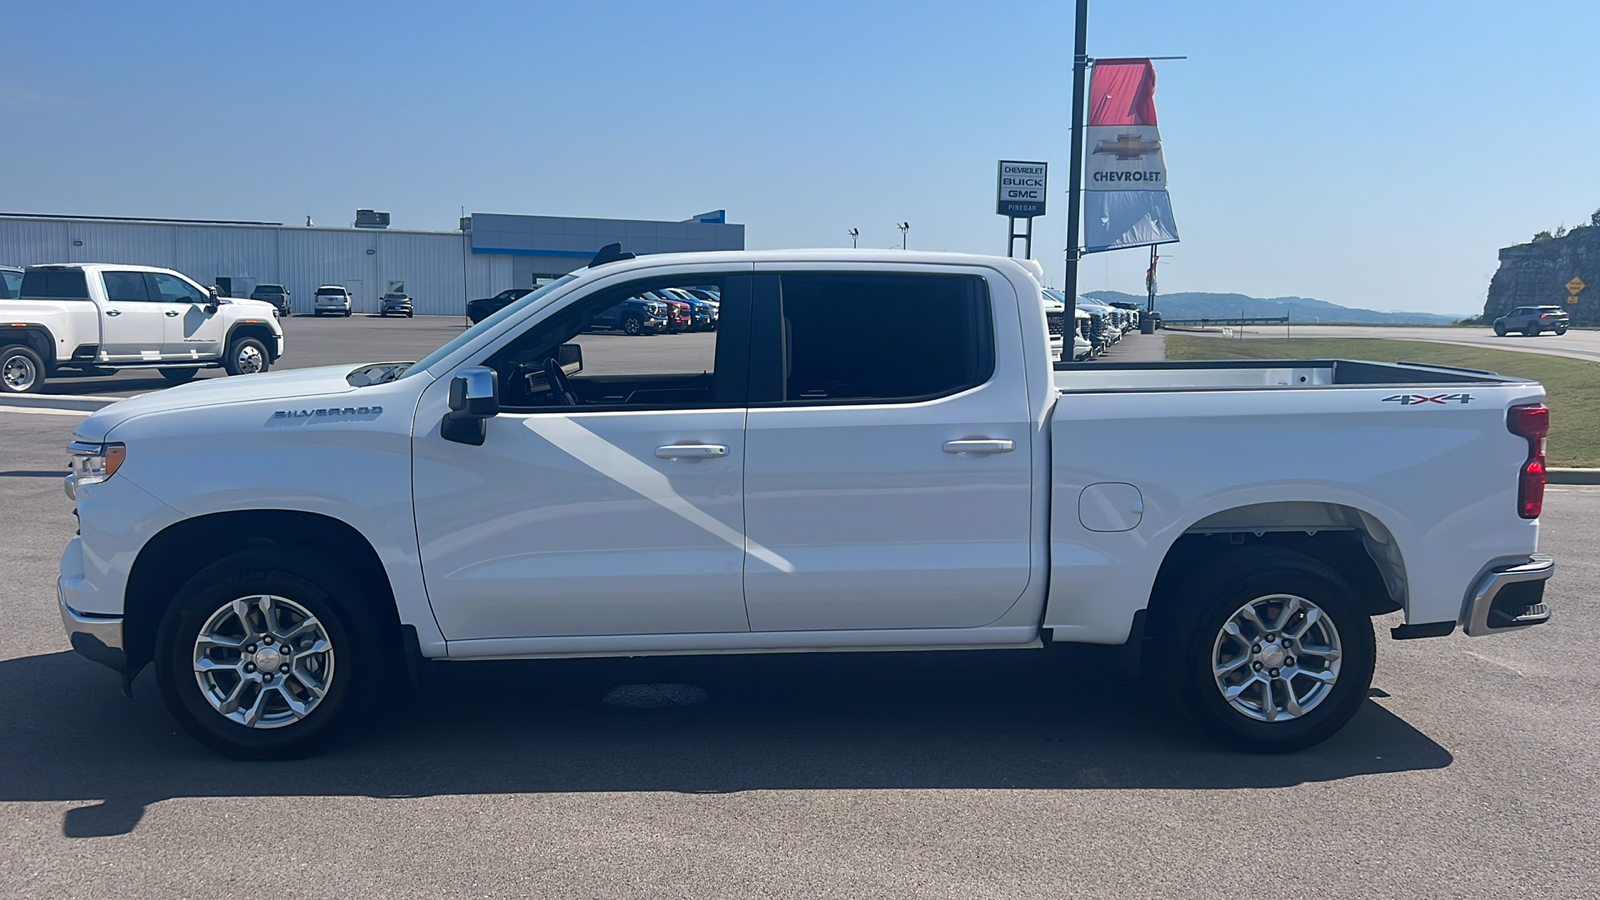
102,271 -> 154,302
0,270 -> 21,298
20,269 -> 90,299
767,273 -> 993,404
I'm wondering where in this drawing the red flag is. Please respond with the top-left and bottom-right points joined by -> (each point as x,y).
1089,59 -> 1158,126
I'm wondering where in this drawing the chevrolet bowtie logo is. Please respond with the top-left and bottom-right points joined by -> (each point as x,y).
1093,133 -> 1161,160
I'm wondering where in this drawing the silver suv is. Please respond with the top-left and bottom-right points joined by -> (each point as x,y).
1494,305 -> 1569,337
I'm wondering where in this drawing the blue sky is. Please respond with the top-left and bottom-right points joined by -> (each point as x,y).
3,0 -> 1596,315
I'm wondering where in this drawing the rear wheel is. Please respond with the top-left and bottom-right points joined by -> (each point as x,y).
1556,324 -> 1568,335
225,336 -> 270,376
1161,547 -> 1376,753
159,367 -> 199,385
155,549 -> 381,759
344,309 -> 351,317
0,344 -> 45,394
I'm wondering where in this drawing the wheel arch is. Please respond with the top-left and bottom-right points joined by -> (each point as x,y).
0,324 -> 59,371
224,321 -> 280,361
123,509 -> 402,681
1144,501 -> 1407,644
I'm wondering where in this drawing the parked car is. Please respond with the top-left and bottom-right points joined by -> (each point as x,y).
313,285 -> 353,317
1072,308 -> 1095,360
380,293 -> 414,318
662,287 -> 718,331
587,295 -> 671,335
249,284 -> 292,317
56,249 -> 1555,760
643,290 -> 693,332
467,288 -> 535,324
1,265 -> 23,299
1,263 -> 283,393
1494,305 -> 1569,337
1041,289 -> 1068,363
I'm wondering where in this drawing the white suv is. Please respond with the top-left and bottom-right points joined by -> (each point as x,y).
313,285 -> 353,317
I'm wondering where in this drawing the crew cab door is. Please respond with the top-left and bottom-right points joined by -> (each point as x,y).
148,272 -> 224,358
741,267 -> 1035,632
97,270 -> 168,361
412,271 -> 755,644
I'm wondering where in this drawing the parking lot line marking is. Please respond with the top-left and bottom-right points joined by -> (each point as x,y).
0,405 -> 92,417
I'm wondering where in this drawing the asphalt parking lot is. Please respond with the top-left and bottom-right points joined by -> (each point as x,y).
1,398 -> 1596,897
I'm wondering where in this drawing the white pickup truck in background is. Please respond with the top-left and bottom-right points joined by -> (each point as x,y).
1,263 -> 284,393
56,248 -> 1554,759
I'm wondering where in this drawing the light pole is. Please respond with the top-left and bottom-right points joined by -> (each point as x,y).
897,222 -> 909,250
848,228 -> 859,248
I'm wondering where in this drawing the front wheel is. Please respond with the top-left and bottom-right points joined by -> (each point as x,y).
1,344 -> 46,394
159,367 -> 199,385
1494,323 -> 1508,336
225,336 -> 270,376
1163,547 -> 1376,753
155,549 -> 380,759
621,313 -> 643,336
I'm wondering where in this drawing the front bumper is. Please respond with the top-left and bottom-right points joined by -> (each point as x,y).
60,590 -> 125,674
1462,554 -> 1554,636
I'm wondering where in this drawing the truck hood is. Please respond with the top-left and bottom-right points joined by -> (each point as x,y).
73,365 -> 371,442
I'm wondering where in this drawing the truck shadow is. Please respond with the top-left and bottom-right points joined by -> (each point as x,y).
0,650 -> 1453,839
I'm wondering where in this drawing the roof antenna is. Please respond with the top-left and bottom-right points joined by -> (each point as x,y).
588,242 -> 635,268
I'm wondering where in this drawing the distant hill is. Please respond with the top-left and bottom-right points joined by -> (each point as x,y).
1081,290 -> 1465,326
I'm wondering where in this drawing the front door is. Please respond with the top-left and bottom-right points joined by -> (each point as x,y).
149,272 -> 224,358
412,271 -> 755,642
98,270 -> 167,361
741,268 -> 1036,632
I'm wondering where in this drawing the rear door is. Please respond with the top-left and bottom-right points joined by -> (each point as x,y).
149,272 -> 224,358
741,266 -> 1036,632
97,270 -> 167,361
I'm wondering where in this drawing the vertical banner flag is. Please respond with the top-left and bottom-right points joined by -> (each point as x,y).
1084,59 -> 1179,253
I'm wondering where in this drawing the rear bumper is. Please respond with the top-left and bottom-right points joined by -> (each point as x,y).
1463,554 -> 1554,636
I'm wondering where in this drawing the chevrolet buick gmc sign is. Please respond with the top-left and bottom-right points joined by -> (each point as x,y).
997,161 -> 1048,218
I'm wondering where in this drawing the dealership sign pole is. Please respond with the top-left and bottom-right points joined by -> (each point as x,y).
998,161 -> 1048,259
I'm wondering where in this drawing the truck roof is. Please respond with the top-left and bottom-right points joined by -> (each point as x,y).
27,262 -> 178,274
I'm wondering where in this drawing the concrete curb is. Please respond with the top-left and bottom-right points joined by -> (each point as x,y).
1550,468 -> 1600,485
0,394 -> 120,412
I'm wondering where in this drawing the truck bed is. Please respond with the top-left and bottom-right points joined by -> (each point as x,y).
1053,358 -> 1525,392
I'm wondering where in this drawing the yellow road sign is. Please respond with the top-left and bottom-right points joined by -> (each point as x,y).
1567,276 -> 1585,293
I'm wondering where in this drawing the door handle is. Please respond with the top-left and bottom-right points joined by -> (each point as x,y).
655,444 -> 729,459
942,439 -> 1014,454
105,310 -> 122,317
165,310 -> 181,317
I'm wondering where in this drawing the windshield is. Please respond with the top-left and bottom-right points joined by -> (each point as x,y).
403,274 -> 578,378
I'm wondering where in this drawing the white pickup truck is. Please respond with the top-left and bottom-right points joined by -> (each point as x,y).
56,248 -> 1555,759
1,263 -> 284,394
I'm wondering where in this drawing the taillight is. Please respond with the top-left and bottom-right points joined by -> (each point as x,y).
1507,405 -> 1548,518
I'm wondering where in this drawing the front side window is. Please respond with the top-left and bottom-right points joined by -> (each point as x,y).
151,272 -> 206,304
481,273 -> 748,411
102,271 -> 153,302
764,273 -> 993,404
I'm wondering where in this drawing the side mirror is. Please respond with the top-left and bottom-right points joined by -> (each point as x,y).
556,342 -> 583,373
204,285 -> 220,314
441,366 -> 499,445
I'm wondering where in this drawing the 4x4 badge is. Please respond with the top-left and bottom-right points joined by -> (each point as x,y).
1382,393 -> 1473,406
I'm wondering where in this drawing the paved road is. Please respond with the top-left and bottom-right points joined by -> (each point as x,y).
3,408 -> 1595,898
1176,324 -> 1600,363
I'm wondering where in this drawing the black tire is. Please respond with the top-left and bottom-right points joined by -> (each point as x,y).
621,313 -> 643,336
1524,326 -> 1538,337
224,336 -> 270,376
158,367 -> 199,385
344,309 -> 351,317
1555,324 -> 1568,335
1160,547 -> 1376,753
1493,323 -> 1507,336
0,343 -> 47,394
155,548 -> 381,759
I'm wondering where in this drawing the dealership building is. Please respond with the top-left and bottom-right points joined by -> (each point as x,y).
0,210 -> 745,316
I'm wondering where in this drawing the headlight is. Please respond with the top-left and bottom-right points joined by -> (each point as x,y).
646,302 -> 665,314
68,441 -> 126,492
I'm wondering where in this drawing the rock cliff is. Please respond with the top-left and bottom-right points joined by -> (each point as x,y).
1484,226 -> 1598,325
